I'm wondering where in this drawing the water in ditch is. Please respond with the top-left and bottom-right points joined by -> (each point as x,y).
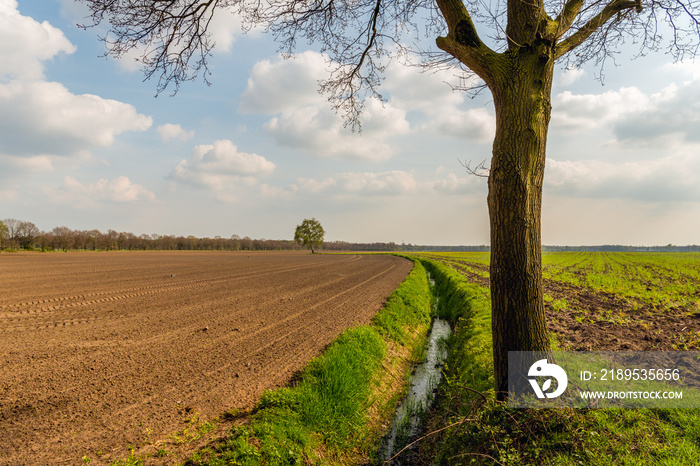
380,276 -> 452,464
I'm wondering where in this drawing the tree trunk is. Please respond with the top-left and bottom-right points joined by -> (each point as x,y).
488,46 -> 554,400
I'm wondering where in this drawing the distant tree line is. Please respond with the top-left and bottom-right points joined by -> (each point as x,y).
0,218 -> 406,252
2,218 -> 697,253
323,241 -> 403,252
542,245 -> 700,253
0,218 -> 299,251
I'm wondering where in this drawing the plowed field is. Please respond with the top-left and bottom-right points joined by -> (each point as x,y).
0,251 -> 412,464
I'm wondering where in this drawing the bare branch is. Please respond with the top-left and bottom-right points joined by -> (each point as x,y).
555,0 -> 641,59
434,0 -> 501,86
76,0 -> 700,125
317,0 -> 387,131
557,0 -> 587,36
79,0 -> 224,95
460,158 -> 491,178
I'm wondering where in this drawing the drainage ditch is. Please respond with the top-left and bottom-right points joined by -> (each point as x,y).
380,274 -> 452,464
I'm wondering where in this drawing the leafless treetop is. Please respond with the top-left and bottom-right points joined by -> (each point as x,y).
78,0 -> 699,126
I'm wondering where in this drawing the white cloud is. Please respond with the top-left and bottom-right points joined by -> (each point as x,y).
240,51 -> 495,158
0,189 -> 18,201
157,123 -> 195,142
660,60 -> 700,82
208,10 -> 242,53
433,108 -> 496,142
295,170 -> 417,196
0,2 -> 152,167
383,64 -> 495,142
259,183 -> 297,200
185,140 -> 275,176
432,172 -> 485,195
0,154 -> 54,173
239,51 -> 326,114
295,176 -> 337,194
613,81 -> 700,144
169,139 -> 275,202
47,176 -> 156,206
545,151 -> 700,203
383,62 -> 481,114
265,97 -> 408,160
552,77 -> 700,147
240,52 -> 409,160
0,0 -> 76,81
339,171 -> 416,194
0,80 -> 152,157
558,68 -> 586,86
551,87 -> 649,133
112,47 -> 145,73
293,170 -> 489,199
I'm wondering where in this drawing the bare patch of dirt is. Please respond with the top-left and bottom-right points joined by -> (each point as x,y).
0,251 -> 412,464
431,258 -> 700,353
544,280 -> 700,351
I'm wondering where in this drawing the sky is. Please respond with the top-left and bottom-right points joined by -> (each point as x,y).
1,0 -> 699,246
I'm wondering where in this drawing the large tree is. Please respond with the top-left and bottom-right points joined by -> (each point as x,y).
78,0 -> 699,397
294,218 -> 326,253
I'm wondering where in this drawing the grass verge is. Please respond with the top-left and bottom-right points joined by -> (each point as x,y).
181,258 -> 433,465
410,257 -> 700,465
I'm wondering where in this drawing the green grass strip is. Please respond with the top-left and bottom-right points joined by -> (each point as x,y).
186,259 -> 432,465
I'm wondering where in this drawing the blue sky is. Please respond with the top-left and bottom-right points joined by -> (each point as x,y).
1,0 -> 699,245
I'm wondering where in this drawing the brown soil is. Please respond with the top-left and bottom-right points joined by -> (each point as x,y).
0,251 -> 412,464
544,279 -> 700,352
429,257 -> 700,353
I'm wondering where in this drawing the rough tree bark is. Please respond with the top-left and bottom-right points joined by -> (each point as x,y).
488,47 -> 555,399
436,0 -> 562,399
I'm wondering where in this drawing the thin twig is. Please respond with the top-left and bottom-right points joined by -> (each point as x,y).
460,158 -> 490,178
384,417 -> 476,464
457,384 -> 489,402
447,451 -> 505,465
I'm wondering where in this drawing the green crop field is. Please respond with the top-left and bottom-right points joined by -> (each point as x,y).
412,252 -> 700,351
542,252 -> 700,310
413,251 -> 700,309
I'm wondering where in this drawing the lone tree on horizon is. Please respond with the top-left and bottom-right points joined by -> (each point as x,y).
294,218 -> 325,253
78,0 -> 700,398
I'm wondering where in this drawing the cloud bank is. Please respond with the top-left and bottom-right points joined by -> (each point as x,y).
240,51 -> 409,160
0,0 -> 152,167
169,139 -> 276,202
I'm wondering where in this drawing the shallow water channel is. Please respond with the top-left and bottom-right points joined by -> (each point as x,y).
380,276 -> 452,464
